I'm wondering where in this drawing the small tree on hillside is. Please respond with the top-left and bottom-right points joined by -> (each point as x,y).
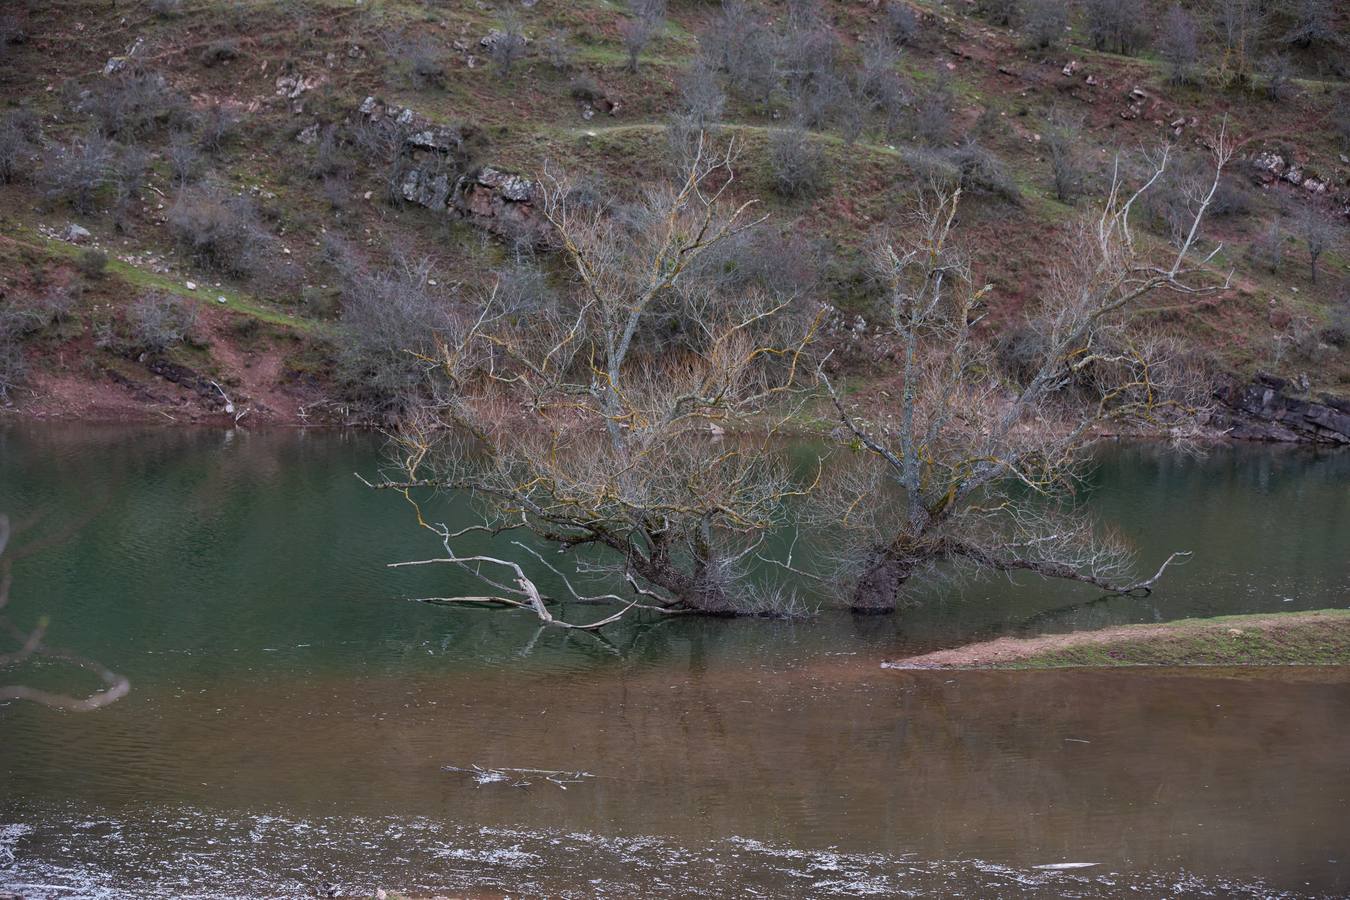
1295,205 -> 1334,284
1022,0 -> 1068,50
620,0 -> 667,74
374,139 -> 819,624
1084,0 -> 1149,55
817,133 -> 1237,613
1159,4 -> 1201,85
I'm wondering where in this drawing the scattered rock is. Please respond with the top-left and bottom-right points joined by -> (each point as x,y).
60,223 -> 92,243
296,122 -> 320,145
185,281 -> 197,291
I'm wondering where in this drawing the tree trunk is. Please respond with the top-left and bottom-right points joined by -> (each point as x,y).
849,550 -> 917,614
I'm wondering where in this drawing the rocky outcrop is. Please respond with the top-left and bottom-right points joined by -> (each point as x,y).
1216,373 -> 1350,444
358,97 -> 546,242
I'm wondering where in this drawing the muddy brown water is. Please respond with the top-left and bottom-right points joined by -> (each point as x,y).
1,426 -> 1347,897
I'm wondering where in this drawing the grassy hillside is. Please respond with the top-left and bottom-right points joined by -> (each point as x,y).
0,0 -> 1346,424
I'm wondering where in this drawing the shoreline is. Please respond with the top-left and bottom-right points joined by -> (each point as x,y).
883,610 -> 1350,670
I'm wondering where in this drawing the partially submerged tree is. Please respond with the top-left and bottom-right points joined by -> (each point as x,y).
818,134 -> 1236,613
1,513 -> 129,710
373,139 -> 818,625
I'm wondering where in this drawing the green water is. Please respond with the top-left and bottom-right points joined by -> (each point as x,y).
0,425 -> 1347,897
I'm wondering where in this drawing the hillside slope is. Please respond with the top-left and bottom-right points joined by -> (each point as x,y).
0,0 -> 1346,425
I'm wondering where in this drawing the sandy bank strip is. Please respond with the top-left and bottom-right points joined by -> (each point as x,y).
884,609 -> 1350,670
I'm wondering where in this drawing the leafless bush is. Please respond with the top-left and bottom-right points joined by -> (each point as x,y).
885,1 -> 920,45
621,0 -> 667,74
308,124 -> 352,181
387,33 -> 446,90
350,116 -> 414,204
1334,91 -> 1350,151
702,1 -> 777,109
196,103 -> 239,154
1160,4 -> 1201,84
332,251 -> 456,413
0,110 -> 38,184
977,0 -> 1019,27
128,291 -> 197,353
1022,0 -> 1067,49
149,0 -> 183,18
678,58 -> 726,129
541,30 -> 573,70
858,33 -> 909,123
111,143 -> 148,229
0,329 -> 26,401
769,126 -> 829,199
950,140 -> 1021,203
913,76 -> 954,146
1084,0 -> 1149,55
200,39 -> 239,67
1259,53 -> 1295,101
167,130 -> 199,186
166,186 -> 271,279
1044,111 -> 1086,203
491,12 -> 528,78
84,70 -> 189,139
1246,220 -> 1285,273
44,132 -> 113,214
76,248 -> 108,280
1278,0 -> 1342,51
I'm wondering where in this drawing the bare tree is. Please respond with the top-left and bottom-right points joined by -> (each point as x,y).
1044,111 -> 1086,203
1212,0 -> 1268,87
769,125 -> 829,198
817,133 -> 1236,613
0,109 -> 37,184
701,1 -> 777,110
1083,0 -> 1149,56
1259,52 -> 1295,101
372,138 -> 819,623
1,514 -> 129,710
491,12 -> 528,79
1159,4 -> 1201,85
1022,0 -> 1068,50
620,0 -> 667,74
44,131 -> 114,214
677,57 -> 726,129
1295,205 -> 1334,284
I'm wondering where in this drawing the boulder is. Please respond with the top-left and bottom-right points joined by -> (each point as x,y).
60,223 -> 92,243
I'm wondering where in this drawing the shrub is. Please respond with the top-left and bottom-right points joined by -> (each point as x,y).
76,249 -> 108,280
701,1 -> 776,109
0,328 -> 25,402
913,77 -> 954,146
200,40 -> 240,68
0,110 -> 37,184
166,187 -> 271,279
197,103 -> 239,154
128,292 -> 197,353
1044,112 -> 1085,203
1334,91 -> 1350,151
996,323 -> 1048,385
84,70 -> 188,139
44,132 -> 114,214
333,253 -> 456,413
1022,0 -> 1067,49
1246,220 -> 1285,274
977,0 -> 1019,27
768,126 -> 829,199
541,30 -> 573,70
950,141 -> 1021,203
491,12 -> 528,78
569,74 -> 603,103
677,59 -> 726,129
885,1 -> 920,45
1259,53 -> 1295,102
1083,0 -> 1148,55
167,130 -> 200,186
